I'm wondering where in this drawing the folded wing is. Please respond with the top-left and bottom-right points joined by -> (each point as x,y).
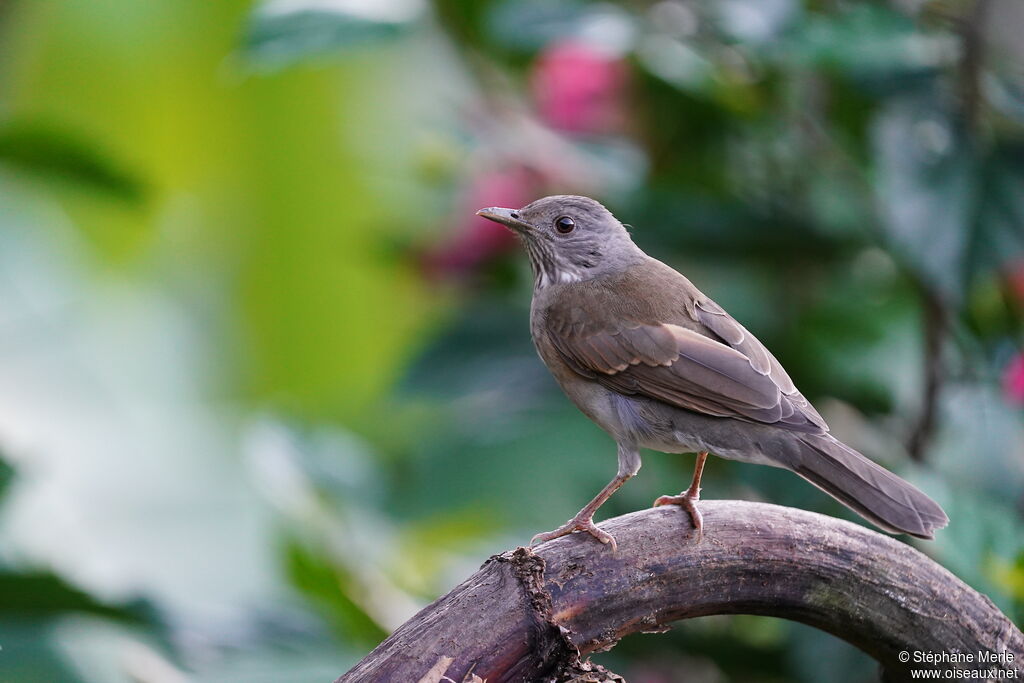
547,297 -> 828,434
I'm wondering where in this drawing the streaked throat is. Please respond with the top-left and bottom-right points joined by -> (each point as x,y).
524,239 -> 584,288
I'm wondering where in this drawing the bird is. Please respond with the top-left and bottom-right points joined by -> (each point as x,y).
476,195 -> 948,551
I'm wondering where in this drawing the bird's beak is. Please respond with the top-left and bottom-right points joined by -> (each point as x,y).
476,207 -> 532,234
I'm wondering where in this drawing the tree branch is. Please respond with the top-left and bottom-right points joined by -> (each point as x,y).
337,501 -> 1024,683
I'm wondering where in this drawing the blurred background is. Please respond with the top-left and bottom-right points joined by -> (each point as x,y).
0,0 -> 1022,681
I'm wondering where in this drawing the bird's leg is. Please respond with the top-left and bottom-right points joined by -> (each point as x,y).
530,445 -> 640,552
653,450 -> 708,540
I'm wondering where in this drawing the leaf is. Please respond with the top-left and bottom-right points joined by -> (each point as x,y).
0,568 -> 156,623
774,4 -> 955,82
485,0 -> 590,52
241,0 -> 420,69
969,143 -> 1024,275
713,0 -> 798,45
0,123 -> 147,204
872,96 -> 1024,306
0,568 -> 167,683
872,97 -> 972,304
283,537 -> 389,647
930,486 -> 1024,617
991,551 -> 1024,604
0,453 -> 13,504
0,622 -> 86,683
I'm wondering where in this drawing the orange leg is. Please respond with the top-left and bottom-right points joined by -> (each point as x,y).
653,451 -> 708,541
530,472 -> 630,551
530,445 -> 641,552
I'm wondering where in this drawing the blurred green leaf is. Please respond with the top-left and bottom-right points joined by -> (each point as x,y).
597,615 -> 796,683
0,123 -> 147,204
776,4 -> 953,82
989,71 -> 1024,126
0,568 -> 167,683
0,622 -> 86,683
991,551 -> 1024,613
0,570 -> 154,623
970,144 -> 1024,274
874,97 -> 1024,306
930,482 -> 1024,616
283,537 -> 389,648
485,0 -> 630,53
788,622 -> 877,683
242,2 -> 417,69
712,0 -> 798,46
873,103 -> 971,305
0,454 -> 13,503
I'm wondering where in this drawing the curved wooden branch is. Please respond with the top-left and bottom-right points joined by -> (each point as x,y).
337,501 -> 1024,683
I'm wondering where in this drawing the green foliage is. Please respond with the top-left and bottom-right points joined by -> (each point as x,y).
242,1 -> 417,70
0,0 -> 1022,681
283,537 -> 389,646
0,122 -> 148,204
875,100 -> 1024,306
0,571 -> 153,623
0,460 -> 169,683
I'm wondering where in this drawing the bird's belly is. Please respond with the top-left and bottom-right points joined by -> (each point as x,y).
549,373 -> 699,452
564,380 -> 782,467
642,399 -> 785,466
551,373 -> 631,438
535,331 -> 778,465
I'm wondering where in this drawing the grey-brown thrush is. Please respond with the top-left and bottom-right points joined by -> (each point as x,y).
477,195 -> 948,550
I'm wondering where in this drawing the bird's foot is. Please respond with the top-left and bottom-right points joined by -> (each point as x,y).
530,515 -> 618,552
653,490 -> 703,542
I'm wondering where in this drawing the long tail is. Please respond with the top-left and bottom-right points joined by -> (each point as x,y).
769,433 -> 948,539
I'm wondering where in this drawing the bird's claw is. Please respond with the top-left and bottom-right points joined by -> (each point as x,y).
653,492 -> 704,542
530,515 -> 618,552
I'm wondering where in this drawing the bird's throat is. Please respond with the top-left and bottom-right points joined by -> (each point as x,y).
524,239 -> 585,289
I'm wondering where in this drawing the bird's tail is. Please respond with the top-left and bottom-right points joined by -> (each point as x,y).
772,433 -> 948,539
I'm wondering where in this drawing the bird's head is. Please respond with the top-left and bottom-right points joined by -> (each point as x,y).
477,195 -> 642,287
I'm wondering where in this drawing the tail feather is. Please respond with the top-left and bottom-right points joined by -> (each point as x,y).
776,433 -> 948,539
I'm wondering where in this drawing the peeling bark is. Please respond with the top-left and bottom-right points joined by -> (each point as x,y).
336,502 -> 1024,683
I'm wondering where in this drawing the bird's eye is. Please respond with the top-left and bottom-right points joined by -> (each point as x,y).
554,216 -> 576,234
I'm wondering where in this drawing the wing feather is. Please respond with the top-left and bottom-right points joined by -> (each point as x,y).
546,295 -> 827,434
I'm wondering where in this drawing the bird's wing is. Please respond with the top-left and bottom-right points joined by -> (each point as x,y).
543,264 -> 828,434
691,297 -> 827,430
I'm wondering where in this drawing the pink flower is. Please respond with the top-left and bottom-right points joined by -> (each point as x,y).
1003,352 -> 1024,406
421,166 -> 539,279
531,41 -> 629,135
